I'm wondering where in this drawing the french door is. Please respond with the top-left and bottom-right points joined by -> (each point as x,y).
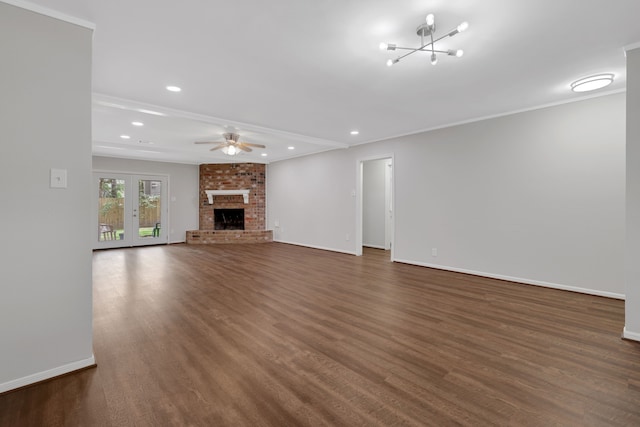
93,172 -> 168,249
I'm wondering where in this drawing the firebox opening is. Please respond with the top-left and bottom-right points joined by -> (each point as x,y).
214,208 -> 245,230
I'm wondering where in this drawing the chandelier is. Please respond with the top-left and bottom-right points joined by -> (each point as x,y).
380,13 -> 468,67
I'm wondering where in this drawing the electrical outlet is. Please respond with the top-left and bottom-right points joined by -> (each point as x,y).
432,248 -> 437,257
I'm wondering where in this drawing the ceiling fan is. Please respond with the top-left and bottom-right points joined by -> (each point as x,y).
195,132 -> 265,156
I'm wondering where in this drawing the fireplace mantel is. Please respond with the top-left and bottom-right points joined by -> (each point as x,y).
206,189 -> 250,204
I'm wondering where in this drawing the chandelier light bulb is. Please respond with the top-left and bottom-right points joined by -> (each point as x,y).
457,22 -> 469,33
426,14 -> 435,26
456,49 -> 464,57
386,59 -> 393,67
431,53 -> 438,65
379,42 -> 388,50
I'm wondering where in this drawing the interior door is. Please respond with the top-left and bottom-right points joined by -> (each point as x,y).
93,172 -> 168,249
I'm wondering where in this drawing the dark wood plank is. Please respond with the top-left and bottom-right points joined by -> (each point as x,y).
1,243 -> 639,426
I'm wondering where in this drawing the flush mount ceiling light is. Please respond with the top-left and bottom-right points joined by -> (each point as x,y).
570,74 -> 614,92
166,85 -> 182,92
381,13 -> 468,67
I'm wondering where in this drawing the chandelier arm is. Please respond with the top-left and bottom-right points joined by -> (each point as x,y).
430,28 -> 462,46
392,40 -> 439,61
394,48 -> 422,62
394,45 -> 431,51
419,49 -> 451,54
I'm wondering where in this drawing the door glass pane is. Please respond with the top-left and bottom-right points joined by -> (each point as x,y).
138,179 -> 162,239
98,178 -> 125,242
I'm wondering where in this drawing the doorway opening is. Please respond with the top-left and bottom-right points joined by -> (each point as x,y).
356,156 -> 394,260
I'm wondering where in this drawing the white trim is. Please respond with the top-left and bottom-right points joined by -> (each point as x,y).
0,0 -> 95,29
266,242 -> 625,300
0,355 -> 95,394
353,89 -> 626,147
624,41 -> 640,53
355,153 -> 395,258
273,239 -> 357,256
93,93 -> 346,149
393,258 -> 626,300
206,189 -> 250,204
622,327 -> 640,342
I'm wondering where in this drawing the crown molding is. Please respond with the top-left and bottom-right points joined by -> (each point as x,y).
0,0 -> 95,30
624,41 -> 640,52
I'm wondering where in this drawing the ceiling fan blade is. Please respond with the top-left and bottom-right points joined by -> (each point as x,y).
238,145 -> 252,152
208,143 -> 228,151
242,143 -> 266,149
195,140 -> 223,145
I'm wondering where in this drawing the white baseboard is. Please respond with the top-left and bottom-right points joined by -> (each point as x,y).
623,327 -> 640,342
273,239 -> 357,256
393,258 -> 626,300
0,354 -> 96,394
265,244 -> 625,300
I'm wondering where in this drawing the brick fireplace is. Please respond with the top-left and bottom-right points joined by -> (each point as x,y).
186,163 -> 273,244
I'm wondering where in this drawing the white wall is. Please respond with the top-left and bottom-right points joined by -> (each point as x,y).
625,48 -> 640,341
268,149 -> 357,253
363,159 -> 387,248
92,156 -> 199,243
268,93 -> 626,298
0,3 -> 94,392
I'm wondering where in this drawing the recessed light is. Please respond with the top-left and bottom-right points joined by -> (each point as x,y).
288,146 -> 295,150
120,135 -> 131,139
131,121 -> 144,126
350,130 -> 359,135
571,74 -> 614,93
166,85 -> 181,92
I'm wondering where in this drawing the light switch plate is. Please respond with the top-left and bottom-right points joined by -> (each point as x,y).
50,168 -> 67,188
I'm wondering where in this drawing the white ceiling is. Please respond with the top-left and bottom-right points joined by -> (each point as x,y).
23,0 -> 640,164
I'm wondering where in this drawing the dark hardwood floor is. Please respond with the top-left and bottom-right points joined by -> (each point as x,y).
1,243 -> 639,426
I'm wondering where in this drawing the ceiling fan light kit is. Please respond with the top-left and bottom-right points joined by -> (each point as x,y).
381,13 -> 468,67
195,132 -> 266,156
